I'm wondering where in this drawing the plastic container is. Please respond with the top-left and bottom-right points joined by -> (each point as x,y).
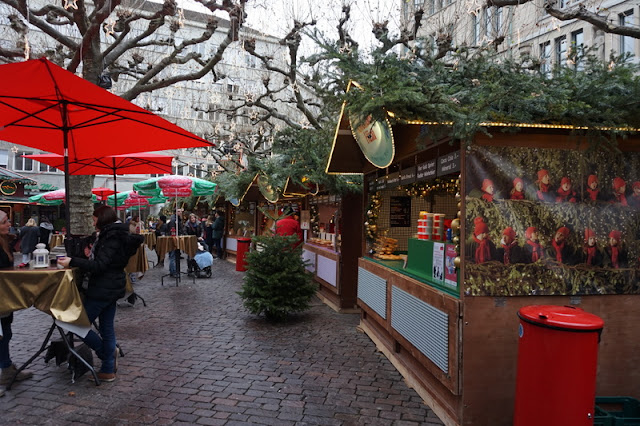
596,397 -> 640,425
235,237 -> 252,272
514,305 -> 604,426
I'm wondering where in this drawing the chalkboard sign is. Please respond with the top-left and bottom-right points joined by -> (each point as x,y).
390,196 -> 411,227
400,166 -> 416,185
416,159 -> 437,182
387,172 -> 400,188
368,176 -> 376,192
376,177 -> 387,191
437,151 -> 460,176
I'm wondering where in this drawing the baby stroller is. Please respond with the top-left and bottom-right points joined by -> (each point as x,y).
188,242 -> 213,278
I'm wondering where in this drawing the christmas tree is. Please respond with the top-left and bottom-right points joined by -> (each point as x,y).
238,235 -> 317,321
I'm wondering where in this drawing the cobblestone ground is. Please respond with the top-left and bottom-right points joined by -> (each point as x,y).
0,251 -> 444,425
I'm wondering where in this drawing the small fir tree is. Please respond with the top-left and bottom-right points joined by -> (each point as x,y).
238,235 -> 317,321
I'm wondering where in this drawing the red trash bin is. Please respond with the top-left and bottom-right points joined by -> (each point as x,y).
235,237 -> 251,272
514,305 -> 604,426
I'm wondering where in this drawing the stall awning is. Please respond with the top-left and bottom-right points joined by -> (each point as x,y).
0,167 -> 36,185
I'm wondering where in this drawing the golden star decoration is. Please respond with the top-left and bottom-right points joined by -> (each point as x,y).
63,0 -> 78,10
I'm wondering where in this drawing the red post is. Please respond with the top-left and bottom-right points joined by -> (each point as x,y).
235,237 -> 251,272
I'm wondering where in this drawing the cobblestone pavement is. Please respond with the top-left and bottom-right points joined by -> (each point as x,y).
0,252 -> 444,425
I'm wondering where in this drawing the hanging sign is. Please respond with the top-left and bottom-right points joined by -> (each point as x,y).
368,176 -> 376,192
437,151 -> 460,176
257,174 -> 279,203
349,113 -> 395,168
386,172 -> 400,188
416,159 -> 437,182
0,181 -> 17,196
376,176 -> 387,191
400,166 -> 416,185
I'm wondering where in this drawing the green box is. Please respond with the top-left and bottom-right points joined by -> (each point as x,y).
406,238 -> 434,280
596,397 -> 640,425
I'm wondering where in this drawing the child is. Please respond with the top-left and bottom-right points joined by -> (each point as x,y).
524,226 -> 544,263
536,169 -> 553,202
605,230 -> 627,269
510,178 -> 525,200
481,179 -> 495,202
555,177 -> 577,203
582,228 -> 603,267
585,174 -> 600,202
628,182 -> 640,208
611,177 -> 628,206
547,226 -> 573,265
496,227 -> 523,264
468,217 -> 496,264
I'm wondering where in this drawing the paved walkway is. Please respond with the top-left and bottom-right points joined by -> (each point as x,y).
1,252 -> 444,425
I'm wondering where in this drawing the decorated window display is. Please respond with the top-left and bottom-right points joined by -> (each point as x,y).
465,144 -> 640,296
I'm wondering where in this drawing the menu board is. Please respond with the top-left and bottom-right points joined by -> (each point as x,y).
400,166 -> 416,185
416,159 -> 437,182
390,196 -> 411,227
387,172 -> 400,188
376,177 -> 387,191
437,151 -> 460,176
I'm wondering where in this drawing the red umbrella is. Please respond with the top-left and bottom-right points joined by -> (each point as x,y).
23,152 -> 174,197
0,58 -> 212,231
91,187 -> 116,201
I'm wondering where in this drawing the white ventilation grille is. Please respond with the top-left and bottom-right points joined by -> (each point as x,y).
358,267 -> 387,319
391,286 -> 449,373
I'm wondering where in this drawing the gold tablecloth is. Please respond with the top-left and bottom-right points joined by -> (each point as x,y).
0,267 -> 90,327
50,234 -> 65,248
156,235 -> 197,261
140,232 -> 156,249
125,245 -> 148,275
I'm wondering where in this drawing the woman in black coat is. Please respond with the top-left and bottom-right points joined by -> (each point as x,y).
0,210 -> 33,393
58,206 -> 142,382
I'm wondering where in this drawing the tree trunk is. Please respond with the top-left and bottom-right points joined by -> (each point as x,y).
69,175 -> 94,235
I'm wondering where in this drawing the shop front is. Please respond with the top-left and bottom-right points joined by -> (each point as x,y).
328,116 -> 640,425
0,167 -> 37,225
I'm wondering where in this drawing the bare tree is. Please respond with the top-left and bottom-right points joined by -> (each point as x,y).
0,0 -> 247,233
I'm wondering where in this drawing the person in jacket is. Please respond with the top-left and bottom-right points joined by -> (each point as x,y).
203,215 -> 214,255
0,210 -> 33,393
275,207 -> 303,247
129,215 -> 140,234
57,206 -> 143,382
185,213 -> 203,273
167,209 -> 184,277
19,218 -> 40,266
211,210 -> 225,258
154,215 -> 168,267
39,215 -> 54,249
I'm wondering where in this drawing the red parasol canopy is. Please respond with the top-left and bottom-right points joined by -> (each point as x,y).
22,152 -> 173,176
91,187 -> 116,201
0,58 -> 212,232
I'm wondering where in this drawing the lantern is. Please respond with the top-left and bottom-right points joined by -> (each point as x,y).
32,243 -> 50,268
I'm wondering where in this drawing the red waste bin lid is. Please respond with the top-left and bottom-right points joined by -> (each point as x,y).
237,237 -> 251,242
518,305 -> 604,331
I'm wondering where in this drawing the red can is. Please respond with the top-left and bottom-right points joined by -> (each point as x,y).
514,305 -> 604,426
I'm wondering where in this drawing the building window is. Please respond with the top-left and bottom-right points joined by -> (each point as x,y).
540,41 -> 551,76
427,0 -> 435,14
483,7 -> 494,39
0,149 -> 7,169
555,35 -> 567,67
14,150 -> 33,171
414,0 -> 424,7
38,161 -> 57,173
570,29 -> 584,70
471,13 -> 480,45
620,10 -> 634,56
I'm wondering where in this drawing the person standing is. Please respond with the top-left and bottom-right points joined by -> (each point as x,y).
19,218 -> 40,266
203,215 -> 214,255
128,215 -> 140,234
57,206 -> 143,382
154,215 -> 168,267
39,215 -> 54,249
0,210 -> 33,394
211,210 -> 225,258
275,207 -> 303,247
167,209 -> 184,277
185,213 -> 203,273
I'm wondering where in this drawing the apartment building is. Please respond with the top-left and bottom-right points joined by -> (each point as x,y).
403,0 -> 638,71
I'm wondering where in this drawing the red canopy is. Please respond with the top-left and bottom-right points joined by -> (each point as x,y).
22,152 -> 173,176
0,58 -> 213,159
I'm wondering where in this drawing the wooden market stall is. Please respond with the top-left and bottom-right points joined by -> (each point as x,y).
327,113 -> 640,425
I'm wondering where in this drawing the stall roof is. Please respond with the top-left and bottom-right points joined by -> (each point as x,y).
0,167 -> 36,184
326,112 -> 640,175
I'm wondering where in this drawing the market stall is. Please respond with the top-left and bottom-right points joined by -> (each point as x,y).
327,114 -> 640,425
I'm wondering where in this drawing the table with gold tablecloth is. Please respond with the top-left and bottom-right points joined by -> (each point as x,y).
0,266 -> 90,336
140,231 -> 156,249
124,244 -> 148,294
49,234 -> 65,248
155,235 -> 197,261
